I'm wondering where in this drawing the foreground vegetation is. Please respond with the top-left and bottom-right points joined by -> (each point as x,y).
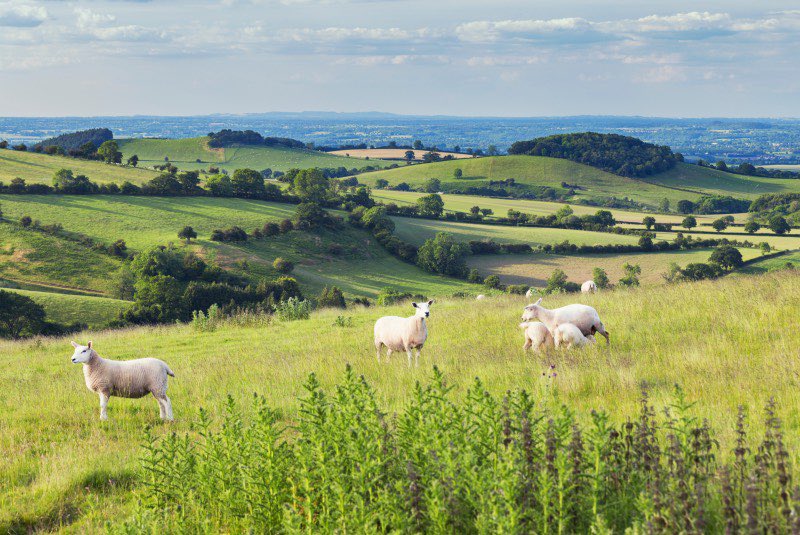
1,271 -> 799,531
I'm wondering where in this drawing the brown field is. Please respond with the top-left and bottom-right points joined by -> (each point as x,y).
327,148 -> 474,161
467,248 -> 761,287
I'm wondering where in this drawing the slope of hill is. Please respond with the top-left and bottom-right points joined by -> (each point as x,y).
0,149 -> 159,185
116,137 -> 396,172
5,288 -> 131,328
646,163 -> 800,199
2,271 -> 799,531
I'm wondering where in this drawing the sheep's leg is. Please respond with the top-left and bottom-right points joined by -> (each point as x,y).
415,349 -> 421,367
99,392 -> 110,420
156,396 -> 166,419
523,335 -> 532,350
162,396 -> 174,421
406,349 -> 413,368
375,341 -> 382,362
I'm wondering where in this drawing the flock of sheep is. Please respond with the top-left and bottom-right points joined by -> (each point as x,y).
68,280 -> 607,421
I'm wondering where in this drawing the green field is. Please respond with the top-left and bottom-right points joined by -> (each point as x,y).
735,250 -> 800,275
391,216 -> 640,247
2,271 -> 799,531
468,247 -> 761,287
116,137 -> 395,173
4,288 -> 131,328
646,163 -> 800,199
0,149 -> 159,185
0,195 -> 472,298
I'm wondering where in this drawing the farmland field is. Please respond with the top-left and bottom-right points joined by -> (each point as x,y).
645,163 -> 800,199
327,148 -> 472,160
1,271 -> 799,531
467,247 -> 761,287
0,149 -> 159,185
116,137 -> 395,172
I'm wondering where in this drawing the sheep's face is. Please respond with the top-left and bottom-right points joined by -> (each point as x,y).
412,300 -> 433,318
522,298 -> 543,321
70,341 -> 94,364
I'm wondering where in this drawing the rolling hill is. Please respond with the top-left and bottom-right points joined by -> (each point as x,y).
0,149 -> 159,185
116,137 -> 396,173
5,288 -> 132,328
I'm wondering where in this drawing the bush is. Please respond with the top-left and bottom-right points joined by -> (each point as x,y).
592,267 -> 610,289
317,286 -> 346,309
467,269 -> 483,284
210,226 -> 248,242
279,219 -> 294,233
20,215 -> 32,227
506,284 -> 528,295
483,275 -> 502,289
274,297 -> 311,321
416,232 -> 470,278
376,287 -> 413,306
191,304 -> 224,332
618,263 -> 642,287
273,257 -> 294,274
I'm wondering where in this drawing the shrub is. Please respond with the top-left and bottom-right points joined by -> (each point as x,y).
483,275 -> 502,289
192,304 -> 224,332
467,269 -> 483,284
273,257 -> 294,274
279,219 -> 294,233
376,287 -> 413,306
210,226 -> 248,242
20,215 -> 32,227
618,263 -> 642,287
274,297 -> 311,321
318,286 -> 346,309
506,284 -> 528,295
592,267 -> 610,289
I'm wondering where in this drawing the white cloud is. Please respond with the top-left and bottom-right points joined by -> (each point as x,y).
633,65 -> 687,84
0,3 -> 47,27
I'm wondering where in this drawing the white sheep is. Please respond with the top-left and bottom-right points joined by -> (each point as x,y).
70,341 -> 175,421
581,280 -> 598,293
476,294 -> 486,300
525,288 -> 535,299
374,300 -> 432,367
553,323 -> 597,349
519,321 -> 554,352
523,298 -> 609,344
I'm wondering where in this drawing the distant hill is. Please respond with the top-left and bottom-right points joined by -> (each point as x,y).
207,129 -> 306,149
508,132 -> 677,178
35,128 -> 113,152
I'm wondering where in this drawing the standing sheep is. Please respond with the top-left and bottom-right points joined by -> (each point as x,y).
525,288 -> 535,299
374,300 -> 433,367
519,321 -> 554,352
553,323 -> 597,349
581,280 -> 598,293
70,341 -> 175,421
523,298 -> 610,344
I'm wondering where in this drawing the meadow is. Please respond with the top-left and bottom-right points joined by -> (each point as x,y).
116,137 -> 395,172
0,149 -> 159,185
6,289 -> 132,328
468,247 -> 761,287
1,271 -> 799,531
648,163 -> 800,198
327,148 -> 472,160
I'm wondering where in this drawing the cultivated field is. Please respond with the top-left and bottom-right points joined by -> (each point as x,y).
2,271 -> 799,531
117,137 -> 395,172
327,148 -> 473,161
0,149 -> 159,185
468,247 -> 761,287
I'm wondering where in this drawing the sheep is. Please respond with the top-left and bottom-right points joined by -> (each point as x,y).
70,341 -> 175,421
581,280 -> 598,293
476,294 -> 486,300
525,288 -> 535,299
374,300 -> 433,367
523,298 -> 610,344
553,323 -> 597,349
519,321 -> 554,352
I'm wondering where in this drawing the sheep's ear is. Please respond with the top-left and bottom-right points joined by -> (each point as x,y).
412,302 -> 418,308
534,298 -> 542,306
70,341 -> 79,348
427,299 -> 434,306
87,341 -> 93,349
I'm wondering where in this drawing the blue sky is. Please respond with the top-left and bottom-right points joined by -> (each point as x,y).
0,1 -> 798,117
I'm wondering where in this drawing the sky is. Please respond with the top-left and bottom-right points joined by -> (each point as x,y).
0,1 -> 798,117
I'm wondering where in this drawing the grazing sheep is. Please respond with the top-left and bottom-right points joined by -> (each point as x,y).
523,298 -> 610,344
374,300 -> 433,367
70,341 -> 175,421
519,321 -> 554,352
476,294 -> 486,300
553,323 -> 596,349
581,280 -> 598,293
525,288 -> 535,299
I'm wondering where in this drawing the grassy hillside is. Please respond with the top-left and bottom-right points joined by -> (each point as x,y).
117,137 -> 395,172
391,216 -> 640,247
0,149 -> 159,185
648,163 -> 800,199
468,247 -> 760,287
1,271 -> 799,531
0,195 -> 472,298
6,289 -> 131,328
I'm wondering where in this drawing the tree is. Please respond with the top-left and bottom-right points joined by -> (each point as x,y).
295,202 -> 335,229
416,194 -> 444,218
96,140 -> 122,164
273,257 -> 294,274
555,205 -> 573,222
618,263 -> 641,287
206,174 -> 233,197
709,245 -> 744,270
467,269 -> 482,283
318,286 -> 346,309
487,145 -> 499,156
232,168 -> 266,198
545,269 -> 569,294
52,168 -> 96,194
744,220 -> 761,234
453,168 -> 463,179
682,216 -> 697,230
659,198 -> 670,212
716,161 -> 728,172
413,140 -> 423,150
178,226 -> 197,243
711,218 -> 728,233
483,275 -> 501,289
0,290 -> 47,338
677,200 -> 695,214
290,168 -> 328,202
592,267 -> 610,289
375,179 -> 389,189
470,206 -> 481,216
480,208 -> 493,217
405,150 -> 415,162
424,178 -> 441,193
416,232 -> 470,277
642,216 -> 656,230
638,234 -> 654,251
127,154 -> 139,167
768,215 -> 791,235
760,242 -> 771,255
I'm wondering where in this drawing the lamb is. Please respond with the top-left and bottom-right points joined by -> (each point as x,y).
525,288 -> 535,299
70,341 -> 175,421
553,323 -> 597,349
523,298 -> 610,344
374,300 -> 432,367
476,294 -> 486,300
518,321 -> 554,352
581,280 -> 598,293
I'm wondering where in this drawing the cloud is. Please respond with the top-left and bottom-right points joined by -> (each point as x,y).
633,65 -> 687,84
456,17 -> 612,45
0,3 -> 47,27
73,7 -> 166,42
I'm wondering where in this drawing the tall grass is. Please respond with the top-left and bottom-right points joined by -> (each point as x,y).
117,367 -> 798,533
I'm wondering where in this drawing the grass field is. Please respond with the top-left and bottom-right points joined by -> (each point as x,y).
391,216 -> 641,247
1,271 -> 799,531
327,148 -> 472,161
468,247 -> 760,287
649,229 -> 800,250
372,189 -> 742,224
0,195 -> 473,298
116,137 -> 395,173
4,289 -> 131,328
735,250 -> 800,275
0,149 -> 159,185
646,163 -> 800,199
